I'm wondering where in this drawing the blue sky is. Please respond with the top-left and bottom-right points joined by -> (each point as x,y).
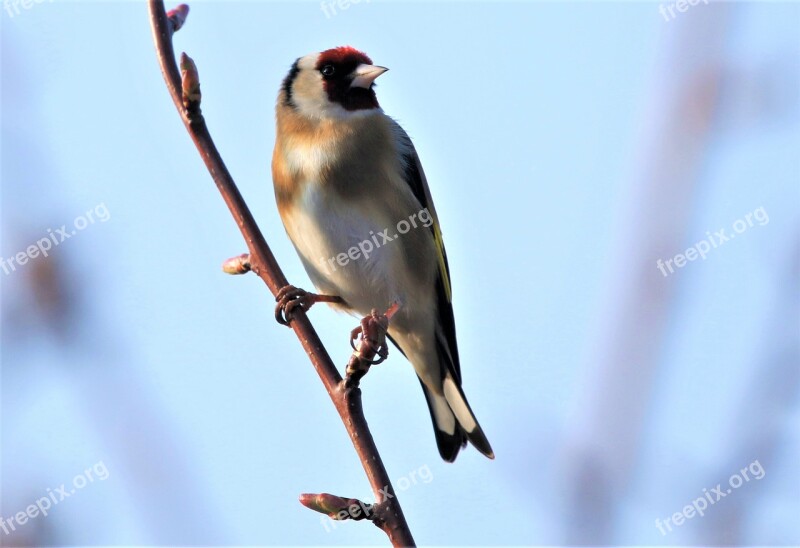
2,1 -> 799,545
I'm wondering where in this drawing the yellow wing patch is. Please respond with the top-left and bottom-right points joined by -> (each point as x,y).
433,221 -> 452,302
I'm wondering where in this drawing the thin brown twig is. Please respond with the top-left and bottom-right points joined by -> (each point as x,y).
146,2 -> 415,545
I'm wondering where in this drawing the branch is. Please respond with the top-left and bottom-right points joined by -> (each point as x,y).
147,3 -> 415,545
299,493 -> 375,522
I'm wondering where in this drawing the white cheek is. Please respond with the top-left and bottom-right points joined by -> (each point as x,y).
293,92 -> 329,120
295,97 -> 369,121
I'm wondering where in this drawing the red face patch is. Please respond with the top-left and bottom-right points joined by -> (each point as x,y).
317,46 -> 373,68
315,46 -> 380,112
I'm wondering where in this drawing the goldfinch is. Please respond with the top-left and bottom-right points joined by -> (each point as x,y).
272,46 -> 493,462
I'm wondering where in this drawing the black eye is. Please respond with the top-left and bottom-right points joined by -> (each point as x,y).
320,65 -> 335,77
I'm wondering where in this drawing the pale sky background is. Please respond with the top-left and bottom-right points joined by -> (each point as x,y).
2,1 -> 799,546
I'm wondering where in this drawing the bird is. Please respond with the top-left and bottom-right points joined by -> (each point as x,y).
272,45 -> 493,462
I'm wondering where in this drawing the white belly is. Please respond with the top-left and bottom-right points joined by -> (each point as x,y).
282,183 -> 406,316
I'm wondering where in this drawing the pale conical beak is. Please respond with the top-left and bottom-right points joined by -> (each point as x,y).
350,64 -> 389,89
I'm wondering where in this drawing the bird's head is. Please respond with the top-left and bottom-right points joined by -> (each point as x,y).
280,46 -> 388,119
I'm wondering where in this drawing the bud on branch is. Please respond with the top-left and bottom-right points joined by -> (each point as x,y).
299,493 -> 375,521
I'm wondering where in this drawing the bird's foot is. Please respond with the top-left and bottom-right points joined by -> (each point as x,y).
344,304 -> 401,389
349,310 -> 391,366
274,285 -> 343,326
346,302 -> 401,386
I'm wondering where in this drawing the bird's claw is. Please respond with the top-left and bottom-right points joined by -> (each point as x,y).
349,309 -> 390,365
275,285 -> 343,326
275,285 -> 312,326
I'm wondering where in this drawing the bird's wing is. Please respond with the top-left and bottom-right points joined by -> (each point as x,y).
394,124 -> 462,384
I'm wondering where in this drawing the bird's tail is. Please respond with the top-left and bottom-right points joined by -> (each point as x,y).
420,373 -> 494,462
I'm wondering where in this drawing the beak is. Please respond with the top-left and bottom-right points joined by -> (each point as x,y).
350,64 -> 389,89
